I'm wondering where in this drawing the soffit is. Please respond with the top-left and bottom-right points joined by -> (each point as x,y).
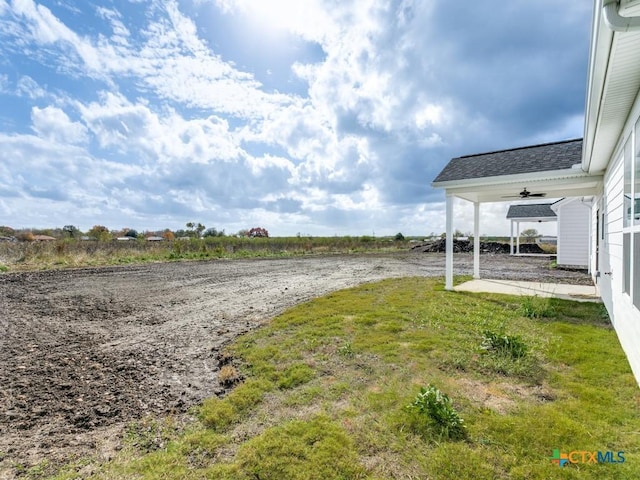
586,2 -> 640,172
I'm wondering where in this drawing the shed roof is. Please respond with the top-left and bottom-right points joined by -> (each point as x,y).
506,203 -> 557,220
433,138 -> 583,183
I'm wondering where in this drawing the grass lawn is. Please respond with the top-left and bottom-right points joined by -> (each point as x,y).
53,277 -> 639,479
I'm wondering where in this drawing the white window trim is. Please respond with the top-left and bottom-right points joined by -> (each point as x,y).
623,116 -> 640,310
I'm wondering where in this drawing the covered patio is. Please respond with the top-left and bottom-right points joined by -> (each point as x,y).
431,138 -> 603,291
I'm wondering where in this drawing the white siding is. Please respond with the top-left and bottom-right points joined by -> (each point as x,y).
556,200 -> 590,268
597,90 -> 640,383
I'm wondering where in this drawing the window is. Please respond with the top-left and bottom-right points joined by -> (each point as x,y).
625,137 -> 632,227
623,118 -> 640,310
636,117 -> 640,225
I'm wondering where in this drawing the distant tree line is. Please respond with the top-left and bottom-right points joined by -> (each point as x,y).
0,223 -> 271,242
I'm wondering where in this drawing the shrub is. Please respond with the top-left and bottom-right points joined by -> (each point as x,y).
406,385 -> 466,440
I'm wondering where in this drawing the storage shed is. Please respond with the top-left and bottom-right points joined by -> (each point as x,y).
550,197 -> 591,269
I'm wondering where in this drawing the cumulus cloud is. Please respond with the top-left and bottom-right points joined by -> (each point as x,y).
16,75 -> 46,99
0,0 -> 591,234
31,106 -> 88,144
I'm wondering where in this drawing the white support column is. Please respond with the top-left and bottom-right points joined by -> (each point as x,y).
516,221 -> 521,255
473,201 -> 480,279
445,194 -> 454,290
510,220 -> 514,255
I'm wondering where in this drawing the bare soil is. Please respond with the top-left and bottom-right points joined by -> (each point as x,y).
0,253 -> 591,477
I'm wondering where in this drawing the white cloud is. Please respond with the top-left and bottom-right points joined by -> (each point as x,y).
31,106 -> 88,144
415,104 -> 444,129
0,73 -> 8,93
0,0 -> 591,234
95,6 -> 130,46
77,91 -> 244,164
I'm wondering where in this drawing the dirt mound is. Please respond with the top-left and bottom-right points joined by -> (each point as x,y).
411,239 -> 545,254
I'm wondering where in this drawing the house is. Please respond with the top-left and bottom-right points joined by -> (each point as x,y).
550,198 -> 591,269
505,203 -> 557,255
432,0 -> 640,383
584,0 -> 640,382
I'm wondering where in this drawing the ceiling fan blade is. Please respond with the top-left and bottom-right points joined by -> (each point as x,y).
528,193 -> 547,197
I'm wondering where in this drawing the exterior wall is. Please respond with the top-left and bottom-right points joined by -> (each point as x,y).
596,89 -> 640,383
556,200 -> 590,268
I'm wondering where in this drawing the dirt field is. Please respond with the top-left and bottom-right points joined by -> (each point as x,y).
0,253 -> 592,477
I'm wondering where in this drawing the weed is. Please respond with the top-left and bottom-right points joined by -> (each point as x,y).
0,264 -> 7,272
337,341 -> 355,358
218,365 -> 240,387
519,295 -> 557,318
481,330 -> 528,359
406,384 -> 467,440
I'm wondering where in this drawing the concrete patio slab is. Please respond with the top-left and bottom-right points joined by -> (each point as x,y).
454,279 -> 600,302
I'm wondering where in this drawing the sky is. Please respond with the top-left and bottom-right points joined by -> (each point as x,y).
0,0 -> 592,236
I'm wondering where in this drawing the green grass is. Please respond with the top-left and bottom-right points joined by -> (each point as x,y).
49,278 -> 639,480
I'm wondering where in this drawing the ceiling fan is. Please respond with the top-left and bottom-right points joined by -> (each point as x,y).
502,188 -> 547,199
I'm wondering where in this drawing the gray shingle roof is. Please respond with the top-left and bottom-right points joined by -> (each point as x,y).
506,203 -> 557,219
433,138 -> 583,183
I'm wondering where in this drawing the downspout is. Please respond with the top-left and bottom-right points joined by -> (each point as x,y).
603,0 -> 640,32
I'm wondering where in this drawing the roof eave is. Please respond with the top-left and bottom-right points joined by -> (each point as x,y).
431,168 -> 592,190
583,0 -> 614,173
506,216 -> 557,222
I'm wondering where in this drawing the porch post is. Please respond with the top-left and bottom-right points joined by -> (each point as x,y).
445,193 -> 454,290
510,220 -> 514,255
516,221 -> 521,254
473,201 -> 480,279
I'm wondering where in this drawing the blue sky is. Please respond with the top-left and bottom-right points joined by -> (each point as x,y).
0,0 -> 591,236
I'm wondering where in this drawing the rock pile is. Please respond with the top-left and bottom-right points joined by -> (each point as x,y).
411,239 -> 545,254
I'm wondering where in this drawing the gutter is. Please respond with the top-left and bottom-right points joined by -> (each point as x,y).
603,0 -> 640,32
